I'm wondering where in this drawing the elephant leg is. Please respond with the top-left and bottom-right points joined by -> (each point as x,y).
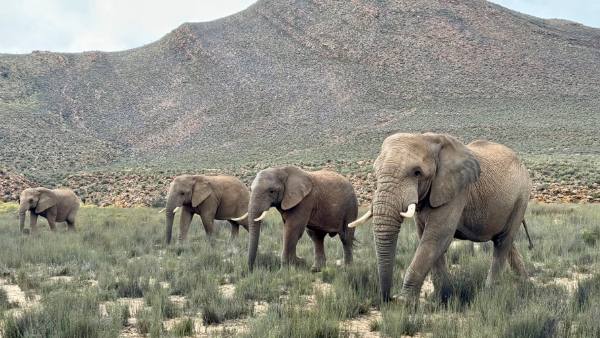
431,254 -> 452,303
486,237 -> 512,287
229,221 -> 240,239
415,220 -> 451,302
198,203 -> 217,237
178,208 -> 194,242
47,216 -> 57,231
401,219 -> 455,306
29,213 -> 38,233
307,228 -> 326,272
486,202 -> 527,286
282,220 -> 306,267
508,244 -> 528,279
66,213 -> 76,231
339,227 -> 354,265
199,213 -> 215,237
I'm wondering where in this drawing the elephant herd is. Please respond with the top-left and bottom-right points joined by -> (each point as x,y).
17,132 -> 535,307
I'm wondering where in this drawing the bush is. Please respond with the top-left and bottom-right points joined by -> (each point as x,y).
381,305 -> 425,337
145,287 -> 179,319
190,285 -> 252,325
171,317 -> 194,336
2,290 -> 123,338
502,305 -> 559,338
581,227 -> 600,246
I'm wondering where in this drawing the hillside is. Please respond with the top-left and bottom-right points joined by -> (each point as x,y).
1,0 -> 599,203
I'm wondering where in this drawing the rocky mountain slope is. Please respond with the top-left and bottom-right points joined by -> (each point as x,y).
1,0 -> 599,204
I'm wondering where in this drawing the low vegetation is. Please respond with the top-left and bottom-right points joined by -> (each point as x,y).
0,202 -> 599,337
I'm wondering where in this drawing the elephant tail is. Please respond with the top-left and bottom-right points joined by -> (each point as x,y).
522,219 -> 534,250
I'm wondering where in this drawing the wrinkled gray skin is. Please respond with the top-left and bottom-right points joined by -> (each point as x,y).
247,166 -> 358,272
165,175 -> 250,244
370,133 -> 531,306
19,187 -> 80,233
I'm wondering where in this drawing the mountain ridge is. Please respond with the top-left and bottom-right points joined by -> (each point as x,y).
1,0 -> 599,185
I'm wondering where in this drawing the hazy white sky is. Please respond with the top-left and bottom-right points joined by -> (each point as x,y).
1,0 -> 598,54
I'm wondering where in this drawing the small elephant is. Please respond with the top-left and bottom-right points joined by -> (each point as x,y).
247,166 -> 358,272
164,175 -> 250,244
351,133 -> 532,305
18,187 -> 81,233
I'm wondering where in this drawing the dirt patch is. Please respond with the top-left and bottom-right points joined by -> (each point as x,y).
313,279 -> 333,294
99,297 -> 146,317
0,277 -> 40,309
169,295 -> 187,308
219,283 -> 236,298
420,276 -> 434,300
531,270 -> 593,294
340,309 -> 382,338
253,301 -> 269,316
48,276 -> 74,283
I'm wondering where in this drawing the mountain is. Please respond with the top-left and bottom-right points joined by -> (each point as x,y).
1,0 -> 599,185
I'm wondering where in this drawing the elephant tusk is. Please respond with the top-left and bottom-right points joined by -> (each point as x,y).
158,208 -> 166,213
399,204 -> 416,218
254,211 -> 268,222
230,212 -> 248,222
348,210 -> 372,228
173,207 -> 181,214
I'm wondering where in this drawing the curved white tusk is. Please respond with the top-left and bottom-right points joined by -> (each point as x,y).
348,210 -> 372,228
230,212 -> 248,222
253,211 -> 268,222
399,204 -> 416,218
173,207 -> 181,214
158,208 -> 166,213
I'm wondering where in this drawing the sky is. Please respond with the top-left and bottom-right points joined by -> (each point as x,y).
1,0 -> 599,54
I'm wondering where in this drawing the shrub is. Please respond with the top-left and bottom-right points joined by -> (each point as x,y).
3,290 -> 122,338
171,317 -> 194,337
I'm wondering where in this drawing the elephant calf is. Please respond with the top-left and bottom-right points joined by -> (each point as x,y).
247,166 -> 358,272
19,187 -> 81,233
164,174 -> 250,244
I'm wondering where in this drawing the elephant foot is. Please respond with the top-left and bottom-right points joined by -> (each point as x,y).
434,284 -> 453,304
310,263 -> 325,273
398,290 -> 420,311
282,256 -> 306,269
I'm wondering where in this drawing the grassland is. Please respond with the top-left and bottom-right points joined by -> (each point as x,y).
0,202 -> 599,337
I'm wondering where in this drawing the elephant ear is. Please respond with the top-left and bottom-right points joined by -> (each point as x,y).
191,177 -> 212,207
35,189 -> 56,213
428,134 -> 481,208
281,167 -> 313,210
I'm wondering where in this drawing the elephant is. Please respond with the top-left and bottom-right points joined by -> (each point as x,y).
350,132 -> 532,305
164,174 -> 250,244
18,187 -> 80,233
247,166 -> 358,272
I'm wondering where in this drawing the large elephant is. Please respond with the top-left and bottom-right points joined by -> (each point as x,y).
350,133 -> 532,305
247,166 -> 358,272
19,187 -> 80,233
164,175 -> 250,244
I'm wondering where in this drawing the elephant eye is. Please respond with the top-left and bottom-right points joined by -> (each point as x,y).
413,169 -> 422,177
268,189 -> 275,194
180,192 -> 185,195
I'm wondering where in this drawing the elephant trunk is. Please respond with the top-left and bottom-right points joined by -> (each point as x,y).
18,203 -> 30,233
372,180 -> 414,301
247,203 -> 265,272
165,196 -> 177,244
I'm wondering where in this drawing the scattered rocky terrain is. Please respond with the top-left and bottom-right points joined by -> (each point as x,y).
2,159 -> 598,207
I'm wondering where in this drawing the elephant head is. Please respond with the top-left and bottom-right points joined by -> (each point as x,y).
370,133 -> 480,300
164,175 -> 213,244
247,166 -> 312,271
19,188 -> 56,232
